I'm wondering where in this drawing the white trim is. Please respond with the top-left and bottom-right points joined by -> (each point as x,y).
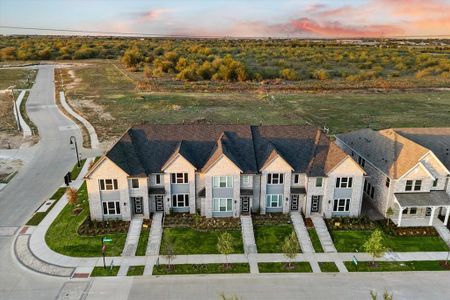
399,161 -> 435,181
325,154 -> 366,175
162,153 -> 197,172
203,154 -> 243,174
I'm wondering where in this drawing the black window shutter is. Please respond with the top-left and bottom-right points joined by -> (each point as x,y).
102,202 -> 107,214
348,177 -> 353,188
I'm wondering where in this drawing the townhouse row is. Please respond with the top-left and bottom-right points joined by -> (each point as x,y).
85,124 -> 365,221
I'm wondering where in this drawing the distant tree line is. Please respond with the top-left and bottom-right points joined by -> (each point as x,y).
1,36 -> 449,82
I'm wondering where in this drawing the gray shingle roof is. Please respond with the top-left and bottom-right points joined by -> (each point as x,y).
105,124 -> 346,176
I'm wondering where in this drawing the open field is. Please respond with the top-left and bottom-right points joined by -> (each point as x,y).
58,61 -> 450,145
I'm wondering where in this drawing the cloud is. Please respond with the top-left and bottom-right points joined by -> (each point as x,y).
127,8 -> 173,23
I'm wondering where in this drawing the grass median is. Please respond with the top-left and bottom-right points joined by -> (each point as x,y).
153,263 -> 250,275
45,182 -> 127,257
345,260 -> 450,272
127,266 -> 145,276
91,266 -> 120,277
69,159 -> 87,181
258,262 -> 312,273
25,187 -> 67,226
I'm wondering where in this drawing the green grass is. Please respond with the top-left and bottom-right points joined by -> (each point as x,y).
19,91 -> 38,135
308,228 -> 324,253
25,187 -> 67,226
90,266 -> 120,277
345,260 -> 450,272
254,224 -> 298,253
135,226 -> 150,256
70,159 -> 87,180
153,263 -> 250,275
318,262 -> 339,272
127,265 -> 145,276
45,182 -> 127,257
258,262 -> 312,273
160,227 -> 243,255
331,230 -> 449,252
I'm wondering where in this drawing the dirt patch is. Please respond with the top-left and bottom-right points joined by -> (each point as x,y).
0,158 -> 22,181
70,99 -> 114,121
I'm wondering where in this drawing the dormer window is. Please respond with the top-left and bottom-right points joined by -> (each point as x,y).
336,177 -> 352,188
155,174 -> 162,185
267,173 -> 284,184
171,173 -> 188,184
405,180 -> 421,191
131,179 -> 139,189
293,174 -> 300,184
433,179 -> 438,187
315,177 -> 323,187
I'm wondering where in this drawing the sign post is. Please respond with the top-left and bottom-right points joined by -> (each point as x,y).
352,255 -> 358,271
101,237 -> 113,269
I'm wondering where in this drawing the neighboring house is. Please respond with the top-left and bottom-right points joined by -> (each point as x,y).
85,124 -> 365,221
336,128 -> 450,227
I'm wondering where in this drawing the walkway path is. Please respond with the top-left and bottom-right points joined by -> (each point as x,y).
146,213 -> 163,256
311,216 -> 337,253
118,217 -> 144,276
240,216 -> 259,274
434,219 -> 450,248
290,212 -> 314,253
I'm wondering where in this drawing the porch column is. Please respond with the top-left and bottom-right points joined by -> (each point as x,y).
444,206 -> 450,226
397,207 -> 403,226
428,206 -> 436,226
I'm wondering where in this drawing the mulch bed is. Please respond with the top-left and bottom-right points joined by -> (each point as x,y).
164,213 -> 241,231
379,221 -> 439,236
252,213 -> 291,226
78,217 -> 130,236
439,261 -> 450,270
326,216 -> 376,231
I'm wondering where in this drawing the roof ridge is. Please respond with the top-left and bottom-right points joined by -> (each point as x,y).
306,129 -> 322,174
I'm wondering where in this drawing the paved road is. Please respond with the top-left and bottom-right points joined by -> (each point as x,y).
88,272 -> 450,300
0,65 -> 82,299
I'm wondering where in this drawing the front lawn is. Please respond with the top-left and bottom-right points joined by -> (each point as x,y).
254,224 -> 298,253
91,266 -> 120,277
345,260 -> 450,272
70,159 -> 87,181
308,228 -> 324,253
160,227 -> 243,255
135,223 -> 150,256
45,182 -> 127,257
153,263 -> 249,275
318,262 -> 339,272
127,265 -> 145,276
331,230 -> 449,252
258,262 -> 312,273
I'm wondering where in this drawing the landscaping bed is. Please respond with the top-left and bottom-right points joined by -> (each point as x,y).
164,213 -> 241,230
258,262 -> 312,273
153,263 -> 250,275
26,187 -> 68,226
46,182 -> 127,257
91,266 -> 120,277
127,265 -> 145,276
326,216 -> 376,231
160,227 -> 243,255
252,213 -> 291,226
345,260 -> 450,272
77,217 -> 130,236
307,228 -> 324,253
318,262 -> 339,272
378,221 -> 439,237
254,224 -> 299,253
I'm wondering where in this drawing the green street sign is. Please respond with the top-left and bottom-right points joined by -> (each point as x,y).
352,256 -> 358,266
103,237 -> 113,243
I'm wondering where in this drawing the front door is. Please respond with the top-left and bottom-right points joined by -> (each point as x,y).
311,195 -> 321,213
155,195 -> 164,212
291,194 -> 299,211
134,197 -> 143,214
241,197 -> 250,215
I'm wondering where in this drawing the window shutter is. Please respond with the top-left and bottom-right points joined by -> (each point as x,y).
346,199 -> 350,211
336,178 -> 340,188
333,199 -> 338,211
100,180 -> 105,190
280,174 -> 284,184
116,202 -> 121,214
184,173 -> 188,183
102,202 -> 107,214
348,177 -> 353,188
267,174 -> 272,184
113,179 -> 118,189
185,195 -> 189,206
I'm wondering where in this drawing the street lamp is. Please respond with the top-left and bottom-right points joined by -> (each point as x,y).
70,136 -> 80,167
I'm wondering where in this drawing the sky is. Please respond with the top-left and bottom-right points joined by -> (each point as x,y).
1,0 -> 449,38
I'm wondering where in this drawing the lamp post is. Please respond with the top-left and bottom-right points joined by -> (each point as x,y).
69,136 -> 80,167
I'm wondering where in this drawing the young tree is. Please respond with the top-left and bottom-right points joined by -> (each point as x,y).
164,239 -> 176,271
282,232 -> 300,269
363,229 -> 386,266
67,188 -> 78,205
217,232 -> 234,269
385,207 -> 394,226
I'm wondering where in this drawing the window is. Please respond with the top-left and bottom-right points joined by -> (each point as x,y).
414,180 -> 422,191
172,194 -> 189,207
333,198 -> 350,212
315,177 -> 323,187
432,179 -> 438,187
213,198 -> 232,212
370,186 -> 375,198
402,208 -> 408,214
102,201 -> 120,215
405,180 -> 413,191
293,174 -> 300,184
171,173 -> 188,184
99,179 -> 118,191
336,177 -> 352,188
267,173 -> 284,184
266,194 -> 283,208
364,179 -> 367,191
213,176 -> 233,188
155,174 -> 161,185
409,207 -> 417,214
242,175 -> 250,186
357,156 -> 366,167
131,179 -> 139,189
385,178 -> 390,188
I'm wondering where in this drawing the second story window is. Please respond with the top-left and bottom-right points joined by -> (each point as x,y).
213,176 -> 233,188
267,173 -> 284,184
414,180 -> 422,191
99,179 -> 118,191
155,174 -> 162,185
336,177 -> 352,188
131,179 -> 139,189
242,175 -> 250,186
315,177 -> 323,187
293,174 -> 300,184
405,180 -> 421,191
433,179 -> 438,187
357,156 -> 366,167
171,173 -> 188,184
385,178 -> 390,187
